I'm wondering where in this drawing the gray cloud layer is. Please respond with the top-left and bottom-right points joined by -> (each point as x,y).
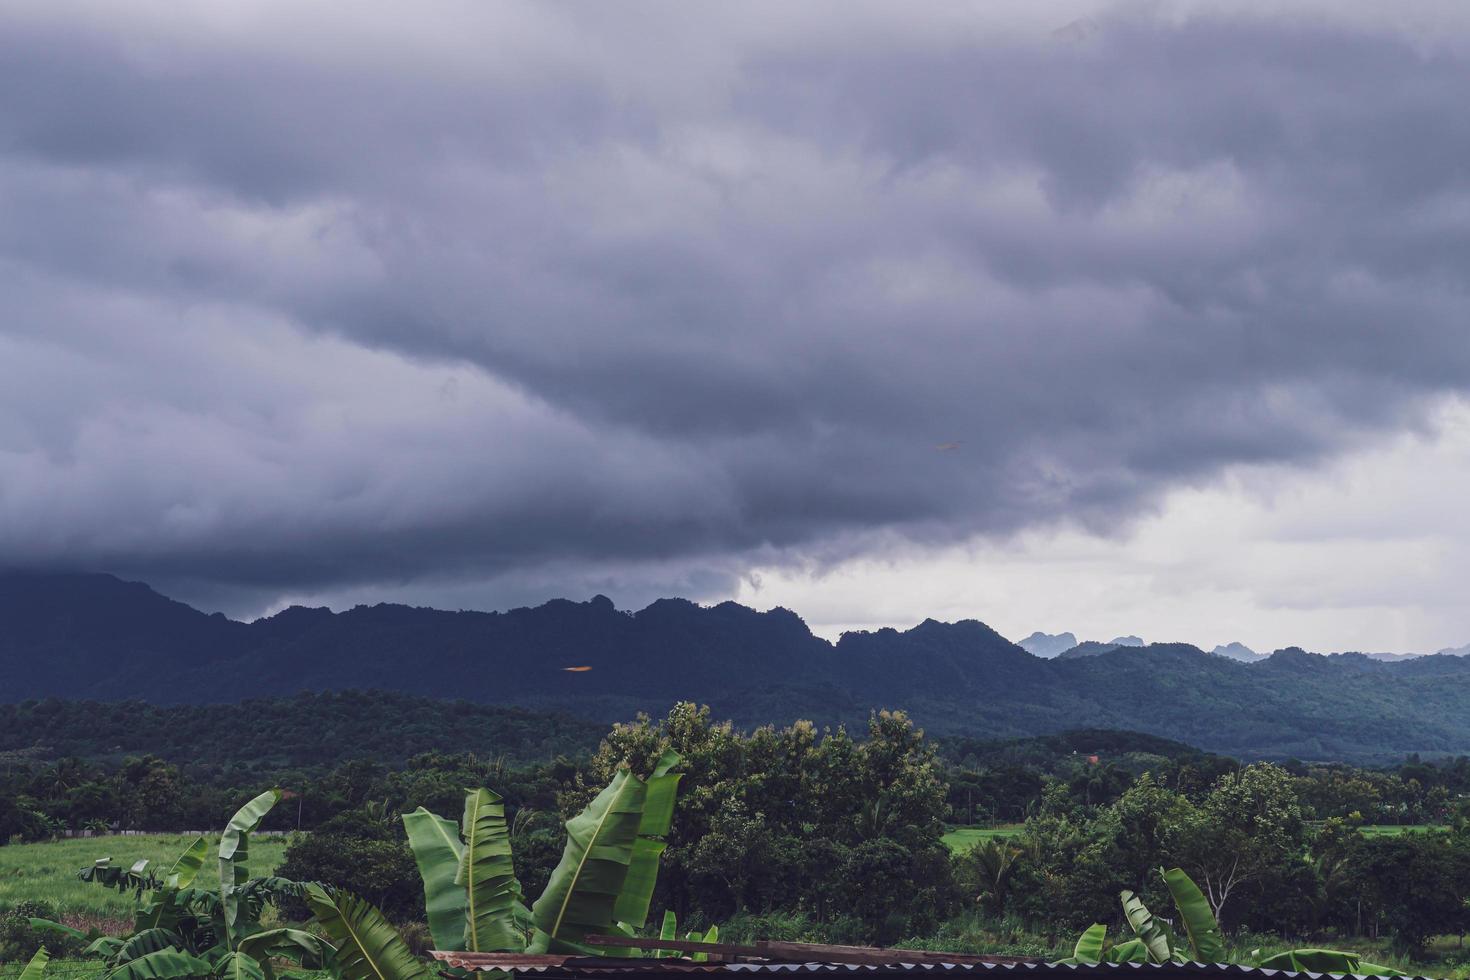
3,2 -> 1470,614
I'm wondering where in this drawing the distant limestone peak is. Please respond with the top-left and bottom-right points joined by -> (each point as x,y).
1108,635 -> 1145,647
1017,630 -> 1078,658
1211,641 -> 1261,662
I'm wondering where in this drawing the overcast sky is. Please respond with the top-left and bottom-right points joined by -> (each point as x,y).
4,1 -> 1470,653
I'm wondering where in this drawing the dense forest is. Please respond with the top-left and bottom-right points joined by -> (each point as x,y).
0,692 -> 604,773
6,572 -> 1470,762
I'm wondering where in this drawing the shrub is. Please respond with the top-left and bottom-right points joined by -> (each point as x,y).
277,810 -> 422,922
0,902 -> 90,962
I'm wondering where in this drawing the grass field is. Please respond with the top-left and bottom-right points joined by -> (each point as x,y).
1357,824 -> 1446,838
942,824 -> 1024,853
0,834 -> 288,922
941,823 -> 1446,853
0,835 -> 293,978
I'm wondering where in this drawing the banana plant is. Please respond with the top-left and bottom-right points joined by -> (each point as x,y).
402,750 -> 683,955
650,910 -> 719,961
43,790 -> 335,980
1254,949 -> 1404,976
1059,868 -> 1403,974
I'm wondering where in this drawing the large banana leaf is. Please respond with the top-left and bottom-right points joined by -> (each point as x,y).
212,952 -> 267,980
306,884 -> 429,980
1070,924 -> 1107,965
101,948 -> 214,980
457,789 -> 524,952
134,886 -> 187,934
613,752 -> 682,928
30,918 -> 87,940
1108,939 -> 1150,964
165,836 -> 210,891
1161,867 -> 1224,963
20,947 -> 48,980
1121,890 -> 1175,964
1258,950 -> 1405,976
110,928 -> 186,966
531,769 -> 647,953
219,789 -> 281,944
237,927 -> 334,967
402,807 -> 466,951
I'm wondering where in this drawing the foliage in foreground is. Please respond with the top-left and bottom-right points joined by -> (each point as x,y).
21,751 -> 688,980
400,751 -> 681,955
32,790 -> 338,980
1060,867 -> 1402,976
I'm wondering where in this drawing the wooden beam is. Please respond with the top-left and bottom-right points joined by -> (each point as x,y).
754,940 -> 1033,966
583,935 -> 765,962
429,951 -> 577,968
581,935 -> 1036,966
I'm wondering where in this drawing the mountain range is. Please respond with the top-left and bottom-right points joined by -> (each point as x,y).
5,572 -> 1470,763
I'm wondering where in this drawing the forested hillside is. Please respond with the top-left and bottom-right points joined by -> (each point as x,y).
5,572 -> 1470,762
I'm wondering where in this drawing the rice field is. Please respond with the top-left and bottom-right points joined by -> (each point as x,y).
0,833 -> 288,921
941,824 -> 1024,853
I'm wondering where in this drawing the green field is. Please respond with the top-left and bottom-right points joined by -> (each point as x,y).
0,835 -> 292,979
1357,824 -> 1446,838
0,834 -> 288,924
942,824 -> 1024,852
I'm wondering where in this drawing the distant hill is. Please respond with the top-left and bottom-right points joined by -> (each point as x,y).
1056,640 -> 1125,659
1016,631 -> 1077,658
1212,641 -> 1262,662
6,572 -> 1470,763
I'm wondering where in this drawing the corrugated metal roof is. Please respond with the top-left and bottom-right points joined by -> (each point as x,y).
428,957 -> 1430,980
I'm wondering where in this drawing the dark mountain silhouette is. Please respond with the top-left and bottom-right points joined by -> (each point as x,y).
5,572 -> 1470,762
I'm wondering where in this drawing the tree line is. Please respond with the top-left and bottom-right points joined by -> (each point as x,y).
7,703 -> 1470,961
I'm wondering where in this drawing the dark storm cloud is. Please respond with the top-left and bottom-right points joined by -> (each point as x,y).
3,2 -> 1470,613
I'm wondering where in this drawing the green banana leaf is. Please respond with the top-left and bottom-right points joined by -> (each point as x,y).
531,769 -> 647,954
1072,924 -> 1107,965
458,789 -> 525,953
613,752 -> 682,928
219,789 -> 281,944
133,887 -> 182,934
1257,949 -> 1405,976
211,952 -> 267,980
679,925 -> 720,962
88,937 -> 127,959
1121,889 -> 1174,964
109,928 -> 186,966
402,807 -> 468,952
1161,867 -> 1224,963
306,884 -> 429,980
101,948 -> 214,980
656,910 -> 679,958
237,927 -> 334,968
165,836 -> 210,890
1108,939 -> 1150,964
20,947 -> 48,980
29,918 -> 87,940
